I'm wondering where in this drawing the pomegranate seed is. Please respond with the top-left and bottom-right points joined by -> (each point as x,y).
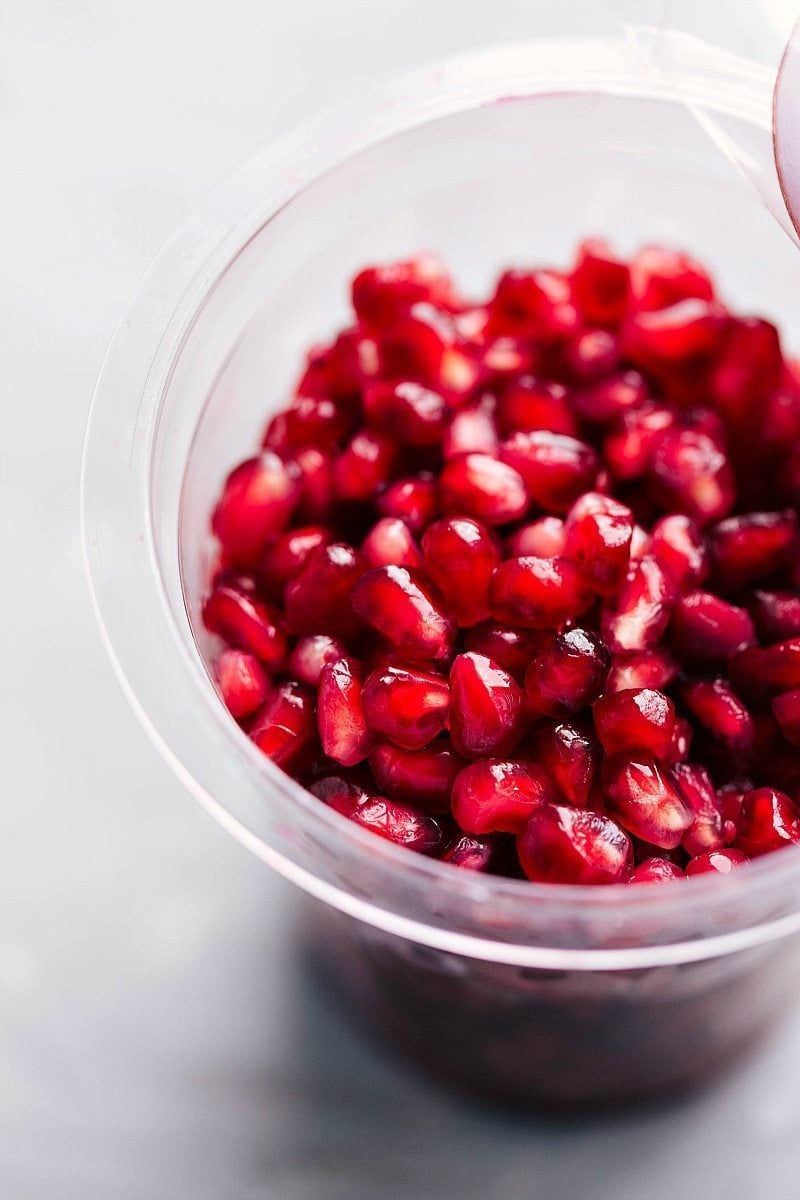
709,510 -> 797,588
750,590 -> 800,642
602,753 -> 693,848
376,475 -> 439,534
710,318 -> 782,416
289,634 -> 347,687
572,370 -> 649,426
670,590 -> 755,663
452,759 -> 553,834
528,719 -> 598,809
489,269 -> 578,339
441,833 -> 497,871
463,622 -> 549,683
525,628 -> 610,717
649,514 -> 707,591
361,517 -> 423,570
284,542 -> 364,639
565,491 -> 633,595
377,306 -> 451,387
443,400 -> 500,460
518,804 -> 632,885
291,447 -> 335,522
363,380 -> 447,446
317,657 -> 376,767
500,430 -> 598,512
773,688 -> 800,747
258,525 -> 332,593
215,649 -> 270,719
351,565 -> 456,663
250,681 -> 316,772
439,452 -> 528,525
735,787 -> 800,857
630,245 -> 714,311
625,299 -> 726,363
628,857 -> 685,883
489,556 -> 594,629
361,662 -> 449,750
664,716 -> 693,765
571,238 -> 630,326
671,762 -> 725,855
449,652 -> 525,759
508,517 -> 566,559
203,583 -> 287,669
606,648 -> 678,693
352,255 -> 458,326
593,688 -> 675,758
212,453 -> 300,566
349,796 -> 443,854
421,516 -> 499,627
263,395 -> 352,453
648,428 -> 734,524
716,778 -> 752,827
601,555 -> 676,653
563,330 -> 620,383
309,772 -> 371,816
731,638 -> 800,698
680,679 -> 754,752
334,430 -> 396,501
369,741 -> 465,811
604,403 -> 676,481
685,849 -> 748,875
497,377 -> 577,437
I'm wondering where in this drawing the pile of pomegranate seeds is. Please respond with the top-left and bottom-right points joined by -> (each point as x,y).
204,243 -> 800,886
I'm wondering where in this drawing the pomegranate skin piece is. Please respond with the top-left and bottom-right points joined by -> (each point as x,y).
518,804 -> 633,885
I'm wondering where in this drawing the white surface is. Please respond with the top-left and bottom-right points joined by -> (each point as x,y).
3,2 -> 800,1197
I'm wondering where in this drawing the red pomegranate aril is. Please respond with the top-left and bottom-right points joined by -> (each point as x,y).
250,681 -> 316,773
452,759 -> 553,835
565,491 -> 633,595
361,662 -> 449,750
363,380 -> 447,446
649,514 -> 708,591
572,370 -> 649,426
263,394 -> 352,453
711,317 -> 783,416
606,648 -> 678,693
716,778 -> 752,826
571,239 -> 630,327
680,679 -> 754,752
685,849 -> 748,875
630,245 -> 714,311
291,446 -> 336,522
509,517 -> 566,559
665,716 -> 693,765
525,628 -> 610,717
625,299 -> 725,362
334,430 -> 396,501
317,657 -> 376,767
284,542 -> 364,639
601,555 -> 676,654
216,649 -> 270,720
563,329 -> 620,383
489,556 -> 594,629
361,517 -> 423,570
441,833 -> 497,871
289,634 -> 347,687
443,400 -> 500,460
464,622 -> 550,684
203,583 -> 287,670
670,590 -> 755,663
731,638 -> 800,698
352,255 -> 458,326
488,269 -> 577,339
309,772 -> 371,817
773,688 -> 800,747
735,787 -> 800,857
439,453 -> 528,526
628,857 -> 685,883
518,804 -> 632,885
648,428 -> 735,525
351,565 -> 456,663
258,525 -> 332,593
500,430 -> 598,513
421,516 -> 499,627
528,719 -> 598,809
709,510 -> 797,589
750,590 -> 800,642
498,377 -> 577,437
602,753 -> 693,848
593,688 -> 675,758
377,306 -> 452,388
604,403 -> 676,481
449,652 -> 525,759
349,795 -> 443,854
672,761 -> 725,856
212,453 -> 300,566
376,475 -> 439,534
369,741 -> 465,810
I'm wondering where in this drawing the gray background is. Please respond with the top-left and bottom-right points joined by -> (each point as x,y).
3,2 -> 800,1197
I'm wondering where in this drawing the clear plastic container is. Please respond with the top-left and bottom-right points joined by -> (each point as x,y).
82,35 -> 800,1109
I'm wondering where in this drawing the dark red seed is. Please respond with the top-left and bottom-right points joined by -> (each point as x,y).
500,430 -> 598,513
443,400 -> 500,460
449,652 -> 525,759
710,318 -> 783,416
773,688 -> 800,747
508,517 -> 566,558
604,403 -> 676,481
361,662 -> 449,750
680,679 -> 754,752
352,255 -> 458,326
363,379 -> 448,446
452,759 -> 553,834
593,688 -> 675,758
649,514 -> 707,591
571,238 -> 630,327
750,590 -> 800,642
664,716 -> 693,766
212,453 -> 300,566
215,649 -> 270,719
572,371 -> 649,424
563,329 -> 620,382
291,447 -> 336,522
602,753 -> 693,848
289,634 -> 347,687
369,741 -> 465,811
440,453 -> 529,525
606,648 -> 678,694
630,245 -> 714,311
488,269 -> 578,340
648,428 -> 735,525
284,542 -> 364,639
250,682 -> 316,772
672,762 -> 725,856
628,857 -> 685,883
525,628 -> 610,717
376,475 -> 439,534
564,491 -> 633,595
441,833 -> 497,871
527,719 -> 598,809
731,639 -> 800,698
422,516 -> 500,627
203,583 -> 287,669
601,555 -> 676,653
709,510 -> 797,588
361,518 -> 424,570
263,395 -> 352,453
685,849 -> 748,875
351,565 -> 456,663
258,525 -> 332,593
735,787 -> 800,857
463,622 -> 550,684
334,430 -> 396,501
317,657 -> 376,766
518,804 -> 633,885
670,590 -> 755,663
309,772 -> 371,817
489,556 -> 594,629
349,796 -> 443,854
625,299 -> 726,362
497,377 -> 577,437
